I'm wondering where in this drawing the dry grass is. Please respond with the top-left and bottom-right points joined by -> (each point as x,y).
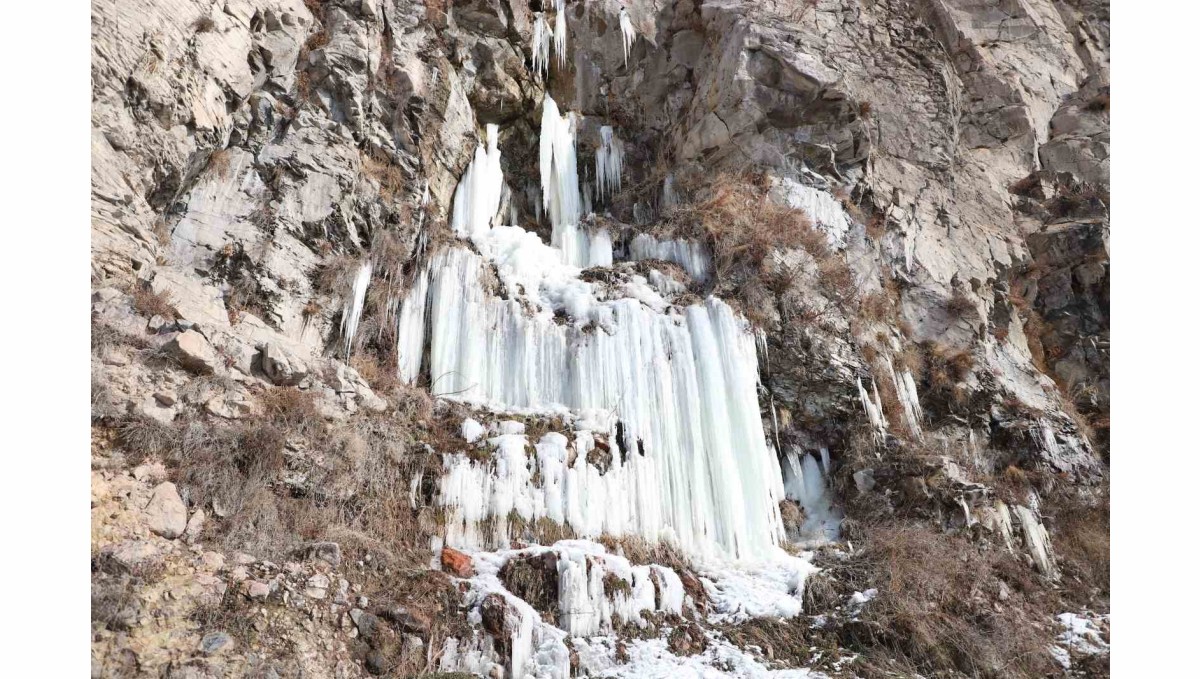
922,342 -> 974,411
945,289 -> 975,319
208,148 -> 234,179
1084,91 -> 1109,113
362,150 -> 407,205
1045,490 -> 1110,604
843,523 -> 1056,678
129,283 -> 177,320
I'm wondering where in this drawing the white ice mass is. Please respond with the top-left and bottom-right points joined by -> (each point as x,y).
410,111 -> 825,677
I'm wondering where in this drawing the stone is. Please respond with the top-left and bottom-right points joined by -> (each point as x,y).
440,546 -> 474,577
105,540 -> 162,572
163,330 -> 220,374
246,580 -> 271,599
198,631 -> 234,655
381,606 -> 431,636
260,342 -> 309,386
304,541 -> 341,567
184,509 -> 206,541
132,462 -> 167,483
305,573 -> 330,599
143,482 -> 188,539
479,593 -> 513,638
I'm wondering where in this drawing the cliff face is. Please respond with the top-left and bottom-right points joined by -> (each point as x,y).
91,1 -> 1109,677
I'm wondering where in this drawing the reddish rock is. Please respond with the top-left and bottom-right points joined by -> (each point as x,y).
440,546 -> 474,577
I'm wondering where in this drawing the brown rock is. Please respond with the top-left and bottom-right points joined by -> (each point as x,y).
440,546 -> 474,577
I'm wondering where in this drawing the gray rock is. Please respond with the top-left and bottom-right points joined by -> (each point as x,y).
260,342 -> 309,386
198,631 -> 234,655
163,330 -> 220,375
143,482 -> 188,539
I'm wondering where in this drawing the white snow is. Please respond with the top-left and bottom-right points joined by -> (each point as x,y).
461,417 -> 486,443
340,262 -> 372,358
579,634 -> 822,678
1052,611 -> 1109,669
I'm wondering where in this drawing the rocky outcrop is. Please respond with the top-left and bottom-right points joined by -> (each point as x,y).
92,1 -> 1108,677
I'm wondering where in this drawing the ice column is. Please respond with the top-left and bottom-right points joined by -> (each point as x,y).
595,125 -> 624,200
450,124 -> 504,240
553,1 -> 568,69
340,262 -> 372,358
619,7 -> 636,65
532,13 -> 552,79
540,95 -> 612,267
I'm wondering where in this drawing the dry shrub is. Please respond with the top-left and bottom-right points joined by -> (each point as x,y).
192,16 -> 216,33
865,213 -> 886,240
923,342 -> 974,410
209,148 -> 234,178
1008,174 -> 1041,197
362,150 -> 407,204
260,387 -> 321,431
858,291 -> 893,323
129,283 -> 177,320
945,289 -> 975,319
1084,91 -> 1109,113
849,523 -> 1056,678
665,172 -> 814,309
1046,490 -> 1110,603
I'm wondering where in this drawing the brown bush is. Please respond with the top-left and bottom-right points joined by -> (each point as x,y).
666,172 -> 809,279
129,283 -> 177,320
945,289 -> 975,319
362,150 -> 407,205
849,523 -> 1057,678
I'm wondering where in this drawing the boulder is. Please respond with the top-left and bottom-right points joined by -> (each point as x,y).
163,330 -> 220,374
143,482 -> 188,539
260,342 -> 309,386
440,546 -> 474,577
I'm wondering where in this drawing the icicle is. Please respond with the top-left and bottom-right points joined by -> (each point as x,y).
419,243 -> 787,560
628,234 -> 712,283
857,376 -> 887,435
618,7 -> 636,66
532,13 -> 551,79
661,173 -> 679,211
595,125 -> 624,200
340,262 -> 372,358
395,267 -> 429,383
553,2 -> 568,70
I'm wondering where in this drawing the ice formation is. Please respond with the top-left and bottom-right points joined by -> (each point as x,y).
628,233 -> 713,283
450,124 -> 504,239
340,262 -> 372,358
408,114 -> 826,675
553,1 -> 568,70
594,125 -> 624,200
618,8 -> 636,66
439,542 -> 689,678
532,13 -> 552,79
781,448 -> 843,541
540,95 -> 613,266
857,376 -> 887,435
661,173 -> 679,211
886,357 -> 924,439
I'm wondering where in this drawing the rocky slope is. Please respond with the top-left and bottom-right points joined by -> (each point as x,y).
91,1 -> 1109,677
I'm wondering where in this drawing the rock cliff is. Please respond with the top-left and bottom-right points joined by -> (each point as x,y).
91,1 -> 1109,677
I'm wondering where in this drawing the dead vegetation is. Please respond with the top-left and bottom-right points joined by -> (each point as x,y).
665,172 -> 858,313
128,282 -> 178,320
833,523 -> 1057,678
